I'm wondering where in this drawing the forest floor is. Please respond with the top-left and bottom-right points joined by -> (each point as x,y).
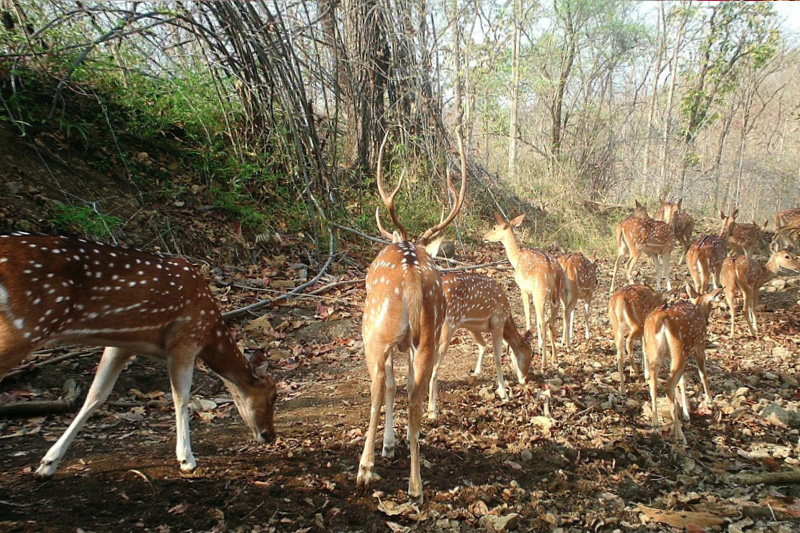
3,249 -> 800,532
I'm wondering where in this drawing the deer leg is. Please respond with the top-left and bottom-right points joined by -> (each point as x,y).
407,339 -> 434,505
490,325 -> 508,400
167,349 -> 197,472
662,253 -> 672,291
665,370 -> 686,445
583,297 -> 591,340
521,289 -> 532,333
428,323 -> 453,420
383,352 -> 397,456
547,300 -> 558,367
742,291 -> 757,336
467,330 -> 488,376
695,346 -> 712,410
613,320 -> 626,395
724,285 -> 736,339
626,251 -> 641,286
357,343 -> 389,495
677,374 -> 690,422
36,346 -> 133,479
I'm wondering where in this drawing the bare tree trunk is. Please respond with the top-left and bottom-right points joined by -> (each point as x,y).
712,109 -> 735,210
642,3 -> 666,195
508,0 -> 521,186
659,4 -> 688,196
551,0 -> 577,165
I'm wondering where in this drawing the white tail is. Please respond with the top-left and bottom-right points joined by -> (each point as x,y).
0,233 -> 277,478
356,131 -> 467,504
483,213 -> 565,373
721,242 -> 800,338
687,210 -> 737,293
427,272 -> 533,419
655,199 -> 694,265
607,284 -> 667,394
643,285 -> 721,444
610,200 -> 677,295
558,252 -> 598,348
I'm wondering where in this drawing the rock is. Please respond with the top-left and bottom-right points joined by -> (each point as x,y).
479,387 -> 496,401
773,346 -> 791,358
546,378 -> 563,387
439,241 -> 456,259
764,372 -> 779,381
480,513 -> 520,532
769,278 -> 787,291
760,403 -> 800,428
520,449 -> 533,462
779,373 -> 799,387
734,387 -> 750,398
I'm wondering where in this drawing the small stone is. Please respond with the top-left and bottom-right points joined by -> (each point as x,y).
480,513 -> 520,532
521,449 -> 533,462
761,403 -> 800,428
764,372 -> 779,381
734,387 -> 750,398
779,373 -> 799,387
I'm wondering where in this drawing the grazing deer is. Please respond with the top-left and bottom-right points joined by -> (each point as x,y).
0,234 -> 277,478
558,252 -> 598,348
356,132 -> 467,504
610,200 -> 678,295
607,284 -> 668,394
728,220 -> 767,258
643,285 -> 721,444
427,272 -> 533,420
483,214 -> 565,372
721,243 -> 800,338
686,210 -> 737,293
655,199 -> 695,265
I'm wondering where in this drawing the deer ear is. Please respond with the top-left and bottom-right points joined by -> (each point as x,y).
720,211 -> 726,220
588,250 -> 598,263
635,200 -> 643,209
510,214 -> 525,227
425,236 -> 444,258
732,208 -> 739,219
249,351 -> 270,377
493,212 -> 506,225
771,241 -> 780,253
676,199 -> 682,210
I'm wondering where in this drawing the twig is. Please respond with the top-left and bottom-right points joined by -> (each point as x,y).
223,227 -> 336,320
4,348 -> 102,380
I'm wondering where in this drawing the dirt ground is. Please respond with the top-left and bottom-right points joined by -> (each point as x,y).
3,254 -> 800,532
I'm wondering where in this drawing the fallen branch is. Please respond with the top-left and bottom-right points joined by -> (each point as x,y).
223,227 -> 335,320
730,470 -> 800,486
4,348 -> 102,380
0,379 -> 81,418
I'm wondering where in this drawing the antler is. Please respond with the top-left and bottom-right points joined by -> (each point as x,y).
419,128 -> 468,244
375,131 -> 408,241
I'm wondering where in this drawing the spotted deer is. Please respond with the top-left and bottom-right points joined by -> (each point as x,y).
483,214 -> 565,372
356,131 -> 467,504
687,210 -> 737,293
727,220 -> 766,258
607,284 -> 668,394
0,234 -> 277,478
655,199 -> 694,265
721,243 -> 800,338
610,200 -> 678,295
643,285 -> 721,444
558,252 -> 598,348
774,208 -> 800,231
427,272 -> 533,420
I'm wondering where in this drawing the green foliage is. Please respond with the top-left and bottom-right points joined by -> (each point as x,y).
680,2 -> 778,140
50,205 -> 123,238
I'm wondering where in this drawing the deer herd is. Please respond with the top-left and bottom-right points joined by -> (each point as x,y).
1,138 -> 800,505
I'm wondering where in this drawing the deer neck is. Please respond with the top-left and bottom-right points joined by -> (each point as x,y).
499,232 -> 523,269
763,256 -> 782,284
